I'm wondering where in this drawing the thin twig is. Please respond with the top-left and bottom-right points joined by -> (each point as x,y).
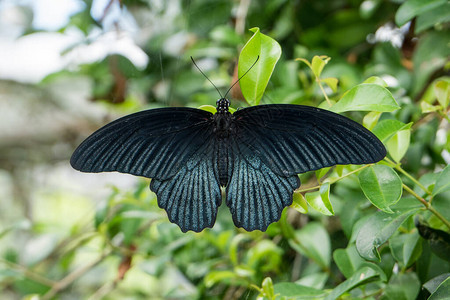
235,0 -> 251,35
384,157 -> 431,195
41,249 -> 112,300
0,259 -> 56,287
402,183 -> 450,230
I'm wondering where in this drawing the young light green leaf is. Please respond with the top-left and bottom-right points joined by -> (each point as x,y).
363,76 -> 388,87
315,167 -> 331,181
330,83 -> 400,113
261,277 -> 276,299
355,206 -> 421,261
238,27 -> 281,106
198,105 -> 216,114
291,192 -> 308,214
311,55 -> 330,78
296,58 -> 312,70
204,270 -> 240,288
372,119 -> 412,142
386,127 -> 411,162
291,222 -> 331,269
305,182 -> 334,216
434,80 -> 450,109
433,165 -> 450,196
325,267 -> 379,300
389,232 -> 422,268
274,282 -> 325,299
322,77 -> 338,92
421,101 -> 442,113
359,165 -> 403,213
363,111 -> 382,130
395,0 -> 447,26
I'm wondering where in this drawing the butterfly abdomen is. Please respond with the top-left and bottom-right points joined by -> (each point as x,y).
216,140 -> 232,186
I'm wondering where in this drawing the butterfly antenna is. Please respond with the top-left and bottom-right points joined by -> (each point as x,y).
224,55 -> 260,99
190,56 -> 223,98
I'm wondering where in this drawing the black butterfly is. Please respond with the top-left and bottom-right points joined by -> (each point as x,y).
70,97 -> 386,232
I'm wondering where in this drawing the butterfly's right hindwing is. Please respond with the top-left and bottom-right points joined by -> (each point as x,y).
70,108 -> 214,180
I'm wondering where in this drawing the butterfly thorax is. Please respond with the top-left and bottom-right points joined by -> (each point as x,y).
213,98 -> 234,138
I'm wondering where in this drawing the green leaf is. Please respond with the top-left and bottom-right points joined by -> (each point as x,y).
321,77 -> 338,92
238,27 -> 281,106
333,244 -> 365,278
315,167 -> 331,181
435,80 -> 450,109
429,277 -> 450,300
204,270 -> 240,288
363,76 -> 388,87
261,277 -> 276,299
359,165 -> 403,213
421,101 -> 442,113
412,31 -> 449,95
274,282 -> 325,299
330,83 -> 400,113
295,272 -> 329,290
384,273 -> 421,300
433,165 -> 450,196
363,111 -> 382,130
198,105 -> 216,114
291,192 -> 308,214
325,267 -> 379,300
386,127 -> 411,162
389,232 -> 422,268
311,55 -> 330,78
372,119 -> 412,142
372,119 -> 412,162
395,0 -> 447,26
291,222 -> 331,269
415,2 -> 450,33
424,274 -> 450,296
356,206 -> 421,261
305,182 -> 334,216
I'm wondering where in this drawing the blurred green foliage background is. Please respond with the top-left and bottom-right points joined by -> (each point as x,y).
0,0 -> 449,299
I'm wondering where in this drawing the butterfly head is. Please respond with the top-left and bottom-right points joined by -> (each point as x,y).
216,98 -> 230,114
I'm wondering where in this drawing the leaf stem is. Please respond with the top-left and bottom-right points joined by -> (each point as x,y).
402,183 -> 450,230
296,164 -> 371,193
316,78 -> 332,107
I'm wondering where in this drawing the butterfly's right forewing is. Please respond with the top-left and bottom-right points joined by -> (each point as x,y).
70,108 -> 214,180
